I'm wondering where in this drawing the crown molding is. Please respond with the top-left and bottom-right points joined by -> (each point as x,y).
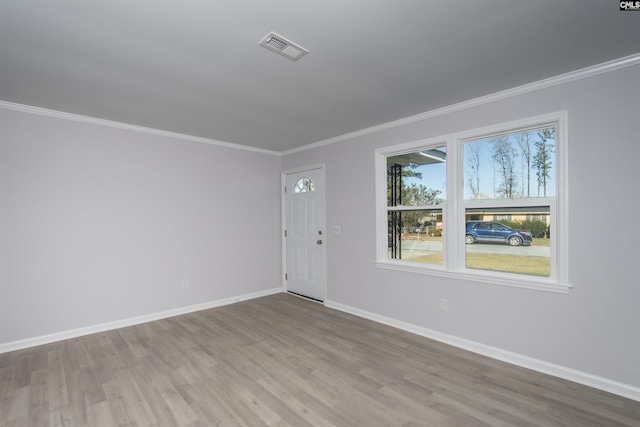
0,101 -> 281,157
3,53 -> 638,157
282,53 -> 640,156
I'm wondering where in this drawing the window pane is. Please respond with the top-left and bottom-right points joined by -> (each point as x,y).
463,127 -> 555,200
293,177 -> 315,193
465,207 -> 550,276
387,146 -> 446,206
388,209 -> 443,264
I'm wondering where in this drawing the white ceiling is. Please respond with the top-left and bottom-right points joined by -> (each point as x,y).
1,1 -> 639,153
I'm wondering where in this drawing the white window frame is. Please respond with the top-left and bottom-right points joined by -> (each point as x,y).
375,111 -> 570,293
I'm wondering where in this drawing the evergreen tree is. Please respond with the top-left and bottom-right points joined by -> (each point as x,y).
533,128 -> 555,197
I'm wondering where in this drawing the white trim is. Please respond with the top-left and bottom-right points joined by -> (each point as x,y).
282,164 -> 327,302
3,54 -> 638,157
325,299 -> 640,402
281,172 -> 288,289
0,101 -> 281,157
456,111 -> 569,285
283,53 -> 640,156
375,261 -> 571,293
376,112 -> 569,293
375,136 -> 450,264
282,163 -> 325,175
0,287 -> 283,354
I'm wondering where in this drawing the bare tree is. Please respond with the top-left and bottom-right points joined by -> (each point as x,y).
492,161 -> 497,199
517,132 -> 533,197
466,142 -> 483,198
492,136 -> 519,198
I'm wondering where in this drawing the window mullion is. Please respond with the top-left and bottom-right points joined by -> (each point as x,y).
446,137 -> 463,271
376,111 -> 567,291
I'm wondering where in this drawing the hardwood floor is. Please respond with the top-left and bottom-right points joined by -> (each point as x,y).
1,293 -> 638,426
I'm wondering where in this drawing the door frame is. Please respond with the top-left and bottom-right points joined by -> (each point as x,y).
281,164 -> 327,302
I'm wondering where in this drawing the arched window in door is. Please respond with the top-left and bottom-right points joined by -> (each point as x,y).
293,177 -> 315,193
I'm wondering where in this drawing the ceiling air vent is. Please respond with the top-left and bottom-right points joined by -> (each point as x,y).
259,32 -> 309,61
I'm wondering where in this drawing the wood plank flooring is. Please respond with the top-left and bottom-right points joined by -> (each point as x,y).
1,293 -> 638,426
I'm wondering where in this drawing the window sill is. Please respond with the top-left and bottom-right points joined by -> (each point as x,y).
375,260 -> 571,294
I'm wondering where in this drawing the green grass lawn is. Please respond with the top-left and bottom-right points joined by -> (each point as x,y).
532,237 -> 550,247
466,253 -> 550,276
399,234 -> 551,276
404,253 -> 549,276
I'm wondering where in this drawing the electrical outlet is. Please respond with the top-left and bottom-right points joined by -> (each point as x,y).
332,225 -> 341,234
439,298 -> 448,312
181,279 -> 189,290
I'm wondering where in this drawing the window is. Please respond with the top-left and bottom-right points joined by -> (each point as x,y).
293,177 -> 315,193
376,112 -> 569,292
463,126 -> 555,277
386,146 -> 446,265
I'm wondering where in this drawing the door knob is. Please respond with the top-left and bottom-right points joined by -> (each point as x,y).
317,240 -> 323,245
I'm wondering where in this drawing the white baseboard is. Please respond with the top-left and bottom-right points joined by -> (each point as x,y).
0,287 -> 283,354
325,299 -> 640,403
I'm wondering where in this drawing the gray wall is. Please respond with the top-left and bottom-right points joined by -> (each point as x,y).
1,63 -> 637,394
282,64 -> 640,388
0,108 -> 282,344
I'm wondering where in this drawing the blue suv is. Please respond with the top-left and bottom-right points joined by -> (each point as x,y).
465,221 -> 532,246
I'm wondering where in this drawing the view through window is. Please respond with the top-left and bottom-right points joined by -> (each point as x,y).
387,147 -> 446,265
380,115 -> 564,287
463,126 -> 555,276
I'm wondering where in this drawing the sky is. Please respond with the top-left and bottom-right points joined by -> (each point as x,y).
403,128 -> 556,202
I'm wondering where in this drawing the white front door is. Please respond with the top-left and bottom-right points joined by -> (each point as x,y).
285,167 -> 326,301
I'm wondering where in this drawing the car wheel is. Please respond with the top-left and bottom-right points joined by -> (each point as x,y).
508,236 -> 523,246
465,234 -> 476,245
